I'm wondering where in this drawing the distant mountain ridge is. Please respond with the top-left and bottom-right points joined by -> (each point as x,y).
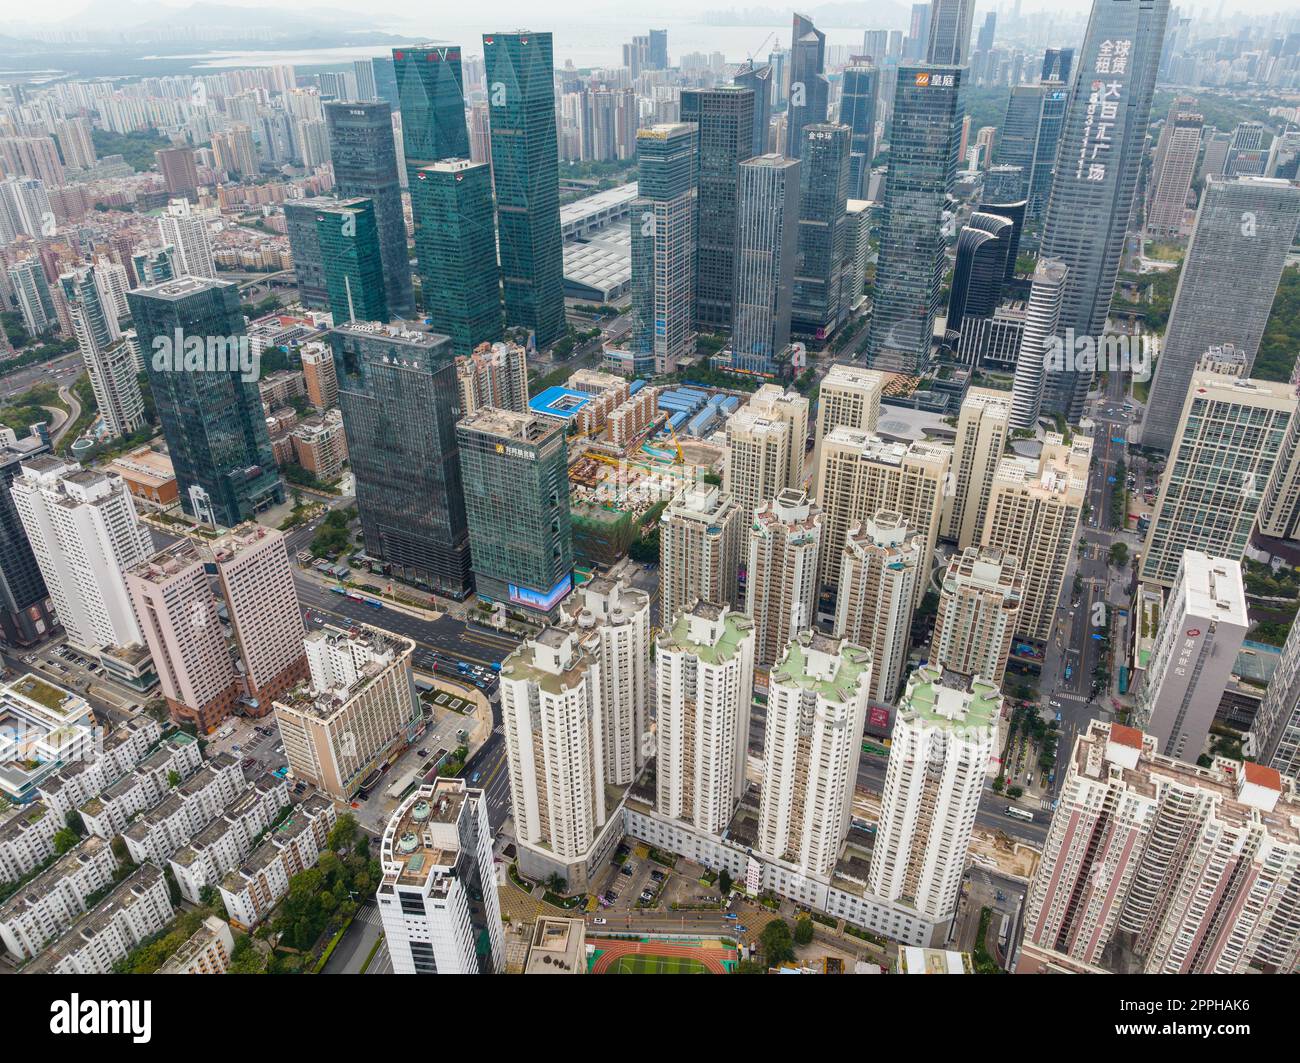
700,3 -> 911,30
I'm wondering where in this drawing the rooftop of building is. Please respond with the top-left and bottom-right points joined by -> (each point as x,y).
1175,551 -> 1248,626
458,405 -> 563,444
524,916 -> 586,974
380,779 -> 472,892
657,601 -> 752,665
899,663 -> 1001,734
769,631 -> 872,703
127,537 -> 206,584
134,275 -> 231,300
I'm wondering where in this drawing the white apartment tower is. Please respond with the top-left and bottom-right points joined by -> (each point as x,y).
157,198 -> 216,279
759,631 -> 872,877
1009,257 -> 1068,430
1134,551 -> 1247,764
746,489 -> 823,669
559,574 -> 652,785
500,628 -> 611,861
723,384 -> 809,513
377,779 -> 505,974
931,546 -> 1023,685
11,457 -> 152,655
867,664 -> 1001,922
941,387 -> 1011,549
833,511 -> 921,703
811,364 -> 884,494
982,433 -> 1091,641
658,484 -> 745,627
656,602 -> 755,835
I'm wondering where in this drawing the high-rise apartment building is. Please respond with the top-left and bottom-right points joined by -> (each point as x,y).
0,435 -> 55,648
155,147 -> 199,201
501,628 -> 612,862
942,387 -> 1011,548
333,323 -> 471,598
1146,110 -> 1203,236
457,407 -> 573,616
273,624 -> 419,800
157,199 -> 215,280
61,268 -> 144,439
1134,551 -> 1247,763
1008,257 -> 1069,429
11,458 -> 151,657
1019,720 -> 1300,975
746,489 -> 822,669
1253,620 -> 1300,779
558,575 -> 651,786
300,343 -> 338,410
722,384 -> 808,512
759,631 -> 872,876
324,101 -> 414,317
810,364 -> 884,493
679,87 -> 755,331
1142,178 -> 1300,453
127,278 -> 283,527
1037,0 -> 1170,420
455,341 -> 528,416
631,123 -> 697,374
833,512 -> 921,703
814,428 -> 950,603
982,433 -> 1091,641
411,159 -> 501,354
865,65 -> 964,373
7,260 -> 55,336
483,31 -> 566,347
658,484 -> 744,627
1224,121 -> 1268,177
732,155 -> 801,376
656,602 -> 755,834
377,779 -> 505,974
931,546 -> 1023,685
1141,372 -> 1296,586
868,664 -> 1000,922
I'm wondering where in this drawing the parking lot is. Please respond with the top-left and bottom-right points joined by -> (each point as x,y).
590,846 -> 725,917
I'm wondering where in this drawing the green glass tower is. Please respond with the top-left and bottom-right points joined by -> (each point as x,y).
483,30 -> 566,347
126,277 -> 282,528
412,159 -> 502,355
313,197 -> 388,325
393,44 -> 470,177
456,407 -> 572,617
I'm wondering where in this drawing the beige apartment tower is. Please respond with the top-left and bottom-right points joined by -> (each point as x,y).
658,484 -> 745,627
982,433 -> 1091,642
931,546 -> 1023,685
941,387 -> 1011,549
746,489 -> 823,670
723,384 -> 809,513
810,364 -> 884,492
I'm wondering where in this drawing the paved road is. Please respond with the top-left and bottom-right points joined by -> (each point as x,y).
0,352 -> 81,401
49,383 -> 82,446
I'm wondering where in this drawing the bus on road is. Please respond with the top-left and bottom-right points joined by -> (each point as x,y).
1004,806 -> 1035,823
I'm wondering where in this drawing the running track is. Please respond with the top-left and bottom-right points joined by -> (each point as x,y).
590,939 -> 734,974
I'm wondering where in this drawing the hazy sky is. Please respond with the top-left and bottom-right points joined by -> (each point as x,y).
22,0 -> 1300,25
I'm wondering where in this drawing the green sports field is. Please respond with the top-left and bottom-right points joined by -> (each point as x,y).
608,954 -> 708,974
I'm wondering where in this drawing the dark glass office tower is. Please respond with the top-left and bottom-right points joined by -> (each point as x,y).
733,60 -> 773,157
283,199 -> 329,308
313,198 -> 388,324
792,124 -> 850,339
127,278 -> 283,527
865,65 -> 964,374
483,31 -> 566,348
1041,47 -> 1075,83
788,13 -> 829,159
976,198 -> 1026,282
393,44 -> 470,175
1039,0 -> 1170,421
946,211 -> 1014,340
994,83 -> 1068,217
680,86 -> 755,332
371,57 -> 399,108
324,101 -> 414,317
649,29 -> 668,70
457,408 -> 572,617
925,0 -> 976,65
411,159 -> 502,355
331,322 -> 472,598
733,155 -> 801,376
632,123 -> 698,375
840,61 -> 880,199
0,434 -> 54,647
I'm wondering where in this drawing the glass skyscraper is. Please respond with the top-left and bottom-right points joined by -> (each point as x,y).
631,123 -> 698,375
127,277 -> 283,528
925,0 -> 976,65
0,435 -> 54,647
483,31 -> 566,348
332,322 -> 473,599
732,60 -> 773,158
393,45 -> 470,175
840,61 -> 880,199
865,65 -> 965,374
788,13 -> 829,160
792,123 -> 850,339
313,198 -> 388,325
457,408 -> 573,617
324,101 -> 414,318
1039,0 -> 1170,421
283,198 -> 330,309
732,155 -> 801,377
411,159 -> 502,355
680,86 -> 755,332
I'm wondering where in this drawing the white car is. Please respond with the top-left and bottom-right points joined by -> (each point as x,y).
593,917 -> 607,925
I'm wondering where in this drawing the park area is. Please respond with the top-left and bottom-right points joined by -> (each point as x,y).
588,936 -> 738,974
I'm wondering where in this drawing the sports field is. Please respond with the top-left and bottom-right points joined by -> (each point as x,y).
609,954 -> 708,974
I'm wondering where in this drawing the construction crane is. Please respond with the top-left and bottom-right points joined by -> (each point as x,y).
666,419 -> 685,465
747,31 -> 775,63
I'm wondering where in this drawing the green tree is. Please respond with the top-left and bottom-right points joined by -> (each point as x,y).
793,917 -> 814,946
52,828 -> 79,854
718,869 -> 733,895
759,918 -> 796,967
1108,542 -> 1129,568
327,814 -> 359,853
